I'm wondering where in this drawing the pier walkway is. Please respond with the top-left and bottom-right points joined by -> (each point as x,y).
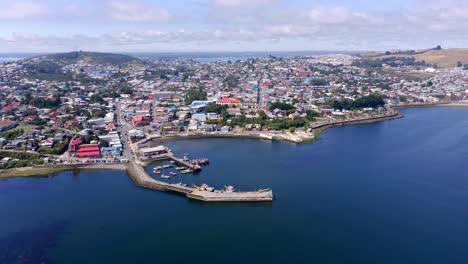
126,161 -> 273,202
141,153 -> 201,171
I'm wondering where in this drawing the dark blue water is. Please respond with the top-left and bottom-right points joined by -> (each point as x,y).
1,107 -> 468,264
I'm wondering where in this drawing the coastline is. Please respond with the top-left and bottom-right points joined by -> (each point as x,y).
0,163 -> 127,179
143,111 -> 404,146
393,102 -> 468,108
0,106 -> 450,179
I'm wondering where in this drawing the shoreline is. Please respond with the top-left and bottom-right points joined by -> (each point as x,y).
0,163 -> 127,179
143,111 -> 404,146
0,105 -> 461,179
393,102 -> 468,109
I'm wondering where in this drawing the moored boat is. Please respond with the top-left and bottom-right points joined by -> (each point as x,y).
160,174 -> 171,179
224,185 -> 235,193
170,172 -> 177,176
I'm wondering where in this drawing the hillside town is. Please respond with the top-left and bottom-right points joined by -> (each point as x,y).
0,51 -> 467,169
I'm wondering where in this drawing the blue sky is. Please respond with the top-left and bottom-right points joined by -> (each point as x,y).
0,0 -> 466,52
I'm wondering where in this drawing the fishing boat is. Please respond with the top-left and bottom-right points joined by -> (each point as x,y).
258,188 -> 271,193
199,183 -> 214,192
155,166 -> 163,170
180,169 -> 193,174
153,169 -> 161,175
160,174 -> 171,179
175,167 -> 186,170
170,172 -> 177,176
224,185 -> 235,193
169,161 -> 175,164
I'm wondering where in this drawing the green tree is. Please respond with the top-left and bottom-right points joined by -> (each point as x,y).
185,89 -> 207,104
204,104 -> 227,114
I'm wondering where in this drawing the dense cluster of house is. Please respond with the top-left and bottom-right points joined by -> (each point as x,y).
0,52 -> 466,167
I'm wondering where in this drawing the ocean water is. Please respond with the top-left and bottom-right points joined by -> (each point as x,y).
129,51 -> 357,63
1,107 -> 468,264
0,51 -> 357,64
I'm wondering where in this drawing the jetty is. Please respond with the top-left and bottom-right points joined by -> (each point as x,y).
141,152 -> 201,171
126,161 -> 273,203
165,153 -> 200,170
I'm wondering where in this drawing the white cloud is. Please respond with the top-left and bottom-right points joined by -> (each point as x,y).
2,0 -> 468,51
302,6 -> 377,25
0,1 -> 51,20
213,0 -> 277,9
107,1 -> 173,23
404,0 -> 468,32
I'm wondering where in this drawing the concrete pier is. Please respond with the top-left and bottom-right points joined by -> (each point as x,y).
165,153 -> 201,171
187,190 -> 274,202
126,161 -> 273,202
141,153 -> 201,171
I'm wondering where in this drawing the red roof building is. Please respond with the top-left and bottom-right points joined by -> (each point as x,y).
75,144 -> 101,158
1,105 -> 13,112
69,139 -> 82,152
216,97 -> 241,106
132,115 -> 150,126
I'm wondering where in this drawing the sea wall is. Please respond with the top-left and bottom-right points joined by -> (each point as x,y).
310,111 -> 403,132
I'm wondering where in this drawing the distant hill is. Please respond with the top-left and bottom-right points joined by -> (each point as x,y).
27,51 -> 143,67
19,51 -> 144,81
362,48 -> 468,68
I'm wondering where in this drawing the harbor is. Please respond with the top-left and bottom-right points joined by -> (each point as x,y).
126,160 -> 273,203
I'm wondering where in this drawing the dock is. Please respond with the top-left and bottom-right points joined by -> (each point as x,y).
187,190 -> 273,202
126,161 -> 273,202
165,153 -> 201,171
141,153 -> 201,171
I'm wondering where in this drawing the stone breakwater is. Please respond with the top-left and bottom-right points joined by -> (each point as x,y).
126,161 -> 273,202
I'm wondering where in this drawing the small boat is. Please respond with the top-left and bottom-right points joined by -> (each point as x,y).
160,174 -> 171,179
180,169 -> 194,174
170,172 -> 177,176
175,167 -> 186,170
224,185 -> 235,193
197,183 -> 214,192
153,170 -> 161,175
258,188 -> 271,193
155,166 -> 163,170
170,161 -> 175,164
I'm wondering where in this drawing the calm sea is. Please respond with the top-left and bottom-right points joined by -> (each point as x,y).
1,107 -> 468,263
129,51 -> 357,63
0,51 -> 359,64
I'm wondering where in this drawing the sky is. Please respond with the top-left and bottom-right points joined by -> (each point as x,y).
0,0 -> 467,53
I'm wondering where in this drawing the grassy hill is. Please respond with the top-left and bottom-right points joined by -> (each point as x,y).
19,51 -> 144,81
44,51 -> 142,66
362,48 -> 468,68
